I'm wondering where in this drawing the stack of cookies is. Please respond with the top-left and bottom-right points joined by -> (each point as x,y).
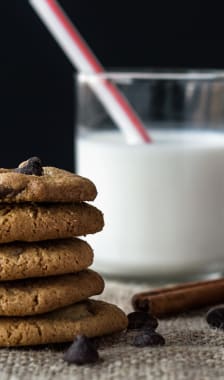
0,157 -> 127,346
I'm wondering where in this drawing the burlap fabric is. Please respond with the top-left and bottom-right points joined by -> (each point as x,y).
0,280 -> 224,380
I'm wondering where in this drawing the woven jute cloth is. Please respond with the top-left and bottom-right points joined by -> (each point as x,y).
0,280 -> 224,380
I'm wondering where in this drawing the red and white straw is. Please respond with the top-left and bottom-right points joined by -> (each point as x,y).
29,0 -> 151,144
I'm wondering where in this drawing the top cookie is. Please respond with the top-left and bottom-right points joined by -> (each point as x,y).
0,157 -> 97,203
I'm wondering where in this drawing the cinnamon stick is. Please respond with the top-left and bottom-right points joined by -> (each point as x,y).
132,278 -> 224,317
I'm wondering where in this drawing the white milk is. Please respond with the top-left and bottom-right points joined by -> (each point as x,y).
76,129 -> 224,278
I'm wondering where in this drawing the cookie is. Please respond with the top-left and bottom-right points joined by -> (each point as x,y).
0,300 -> 128,346
0,162 -> 97,203
0,202 -> 104,243
0,238 -> 93,281
0,270 -> 104,316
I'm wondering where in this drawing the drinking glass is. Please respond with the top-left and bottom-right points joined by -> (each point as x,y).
75,70 -> 224,280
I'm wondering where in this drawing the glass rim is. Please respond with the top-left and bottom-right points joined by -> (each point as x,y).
77,69 -> 224,81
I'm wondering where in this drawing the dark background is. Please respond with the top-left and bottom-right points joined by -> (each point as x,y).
0,1 -> 223,170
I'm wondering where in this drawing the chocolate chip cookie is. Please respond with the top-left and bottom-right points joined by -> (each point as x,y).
0,300 -> 128,346
0,238 -> 93,281
0,270 -> 104,316
0,157 -> 97,203
0,202 -> 104,243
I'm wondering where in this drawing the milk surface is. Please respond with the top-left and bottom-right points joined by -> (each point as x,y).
76,129 -> 224,278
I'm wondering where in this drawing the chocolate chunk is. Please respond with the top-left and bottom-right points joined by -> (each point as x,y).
14,157 -> 43,176
133,331 -> 165,347
127,311 -> 158,330
206,306 -> 224,329
63,335 -> 99,365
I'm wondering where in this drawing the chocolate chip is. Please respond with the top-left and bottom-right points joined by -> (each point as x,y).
141,319 -> 159,331
127,311 -> 158,330
206,306 -> 224,329
63,335 -> 99,365
133,331 -> 165,347
14,157 -> 43,176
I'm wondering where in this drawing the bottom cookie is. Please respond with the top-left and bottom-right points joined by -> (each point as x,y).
0,300 -> 128,346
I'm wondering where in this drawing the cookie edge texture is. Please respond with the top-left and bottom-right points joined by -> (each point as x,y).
0,300 -> 128,346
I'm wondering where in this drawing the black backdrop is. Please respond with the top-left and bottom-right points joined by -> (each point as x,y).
0,1 -> 223,170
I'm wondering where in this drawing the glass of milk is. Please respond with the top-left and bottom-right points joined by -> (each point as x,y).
75,70 -> 224,280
